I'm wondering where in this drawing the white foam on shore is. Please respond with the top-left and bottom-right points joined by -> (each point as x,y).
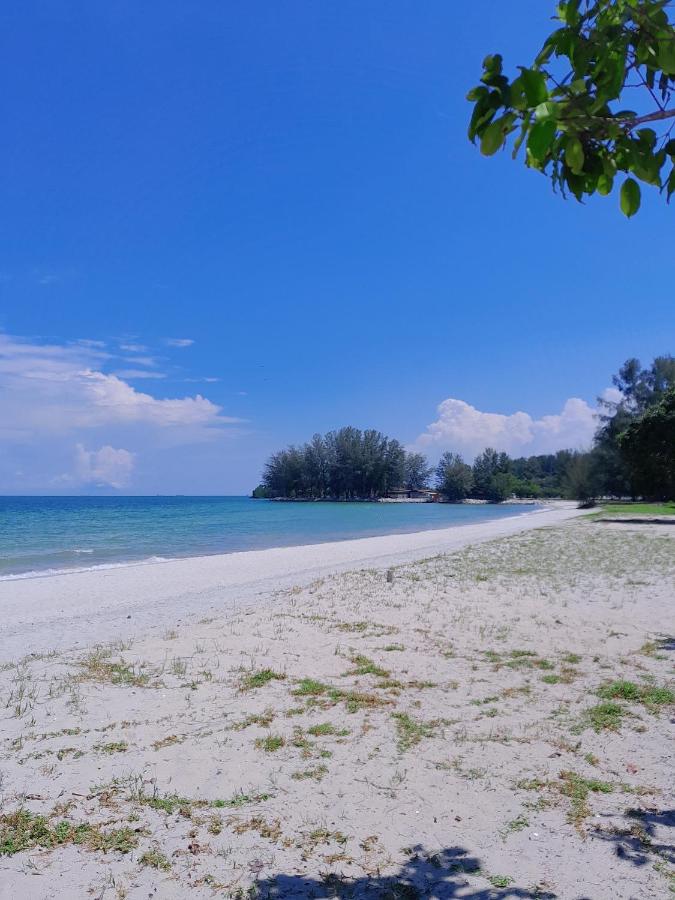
0,555 -> 171,582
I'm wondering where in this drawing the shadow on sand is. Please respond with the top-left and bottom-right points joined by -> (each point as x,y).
590,807 -> 675,868
249,845 -> 557,898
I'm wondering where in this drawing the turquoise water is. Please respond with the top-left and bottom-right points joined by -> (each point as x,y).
0,496 -> 540,579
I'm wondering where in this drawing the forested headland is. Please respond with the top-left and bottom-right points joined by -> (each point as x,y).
253,356 -> 674,504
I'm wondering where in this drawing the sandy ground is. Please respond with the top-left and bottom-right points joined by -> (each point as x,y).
0,514 -> 674,899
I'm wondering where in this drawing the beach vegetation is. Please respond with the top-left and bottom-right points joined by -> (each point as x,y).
0,809 -> 140,856
255,734 -> 285,752
468,0 -> 675,216
345,654 -> 390,678
241,668 -> 286,690
488,874 -> 514,888
307,722 -> 350,737
78,650 -> 152,688
292,678 -> 329,697
94,741 -> 128,754
139,848 -> 171,870
291,765 -> 328,781
392,712 -> 437,750
232,708 -> 276,730
151,734 -> 182,750
585,700 -> 627,731
597,679 -> 675,707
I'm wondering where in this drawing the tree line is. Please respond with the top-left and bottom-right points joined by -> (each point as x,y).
253,355 -> 674,503
253,433 -> 583,503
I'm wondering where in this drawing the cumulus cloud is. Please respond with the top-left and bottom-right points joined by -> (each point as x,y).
165,338 -> 194,348
413,396 -> 601,460
0,333 -> 242,490
76,444 -> 135,489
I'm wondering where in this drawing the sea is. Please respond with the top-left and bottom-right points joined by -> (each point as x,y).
0,496 -> 544,580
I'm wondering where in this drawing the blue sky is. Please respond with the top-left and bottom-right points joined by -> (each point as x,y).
1,1 -> 672,494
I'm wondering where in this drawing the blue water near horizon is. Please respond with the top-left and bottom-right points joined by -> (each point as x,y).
0,496 -> 544,580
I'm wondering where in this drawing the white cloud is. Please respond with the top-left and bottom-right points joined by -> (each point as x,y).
165,338 -> 194,348
413,396 -> 601,460
76,444 -> 135,489
118,342 -> 148,353
0,333 -> 242,490
114,369 -> 166,380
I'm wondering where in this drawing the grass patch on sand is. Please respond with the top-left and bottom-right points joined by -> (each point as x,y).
139,849 -> 171,870
232,708 -> 275,730
585,701 -> 627,732
307,722 -> 350,737
78,650 -> 152,688
583,680 -> 674,732
94,741 -> 128,754
255,734 -> 285,752
346,654 -> 390,678
241,669 -> 286,690
292,678 -> 392,713
558,771 -> 613,830
392,712 -> 437,751
291,765 -> 328,781
518,771 -> 613,832
597,680 -> 675,708
0,809 -> 140,856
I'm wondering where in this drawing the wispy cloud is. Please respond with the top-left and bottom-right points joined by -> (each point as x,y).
113,369 -> 167,380
413,396 -> 603,460
0,333 -> 242,491
118,342 -> 148,353
165,338 -> 194,348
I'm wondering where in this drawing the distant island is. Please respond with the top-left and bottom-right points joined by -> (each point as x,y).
251,426 -> 580,503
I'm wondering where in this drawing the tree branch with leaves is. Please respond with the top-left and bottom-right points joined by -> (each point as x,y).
468,0 -> 675,215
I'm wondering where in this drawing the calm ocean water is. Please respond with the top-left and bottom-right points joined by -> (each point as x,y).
0,496 -> 542,580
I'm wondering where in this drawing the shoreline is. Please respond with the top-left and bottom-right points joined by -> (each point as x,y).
0,500 -> 550,584
0,503 -> 582,661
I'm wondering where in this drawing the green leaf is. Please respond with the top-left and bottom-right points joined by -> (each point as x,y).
620,178 -> 641,218
480,119 -> 506,156
534,101 -> 558,122
657,37 -> 675,75
519,68 -> 548,106
664,139 -> 675,157
527,120 -> 557,162
597,173 -> 613,196
565,137 -> 585,175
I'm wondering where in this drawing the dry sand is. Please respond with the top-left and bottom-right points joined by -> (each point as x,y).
0,510 -> 673,899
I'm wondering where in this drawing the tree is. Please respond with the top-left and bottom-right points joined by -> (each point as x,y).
404,452 -> 433,490
261,427 -> 407,500
618,386 -> 675,498
594,354 -> 675,495
472,448 -> 510,499
563,451 -> 600,506
468,0 -> 675,216
435,452 -> 474,501
486,471 -> 515,503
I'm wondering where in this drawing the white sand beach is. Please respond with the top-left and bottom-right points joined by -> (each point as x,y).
1,504 -> 579,661
0,509 -> 674,899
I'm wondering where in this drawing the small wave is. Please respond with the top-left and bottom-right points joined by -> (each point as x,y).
71,548 -> 95,554
0,555 -> 173,582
